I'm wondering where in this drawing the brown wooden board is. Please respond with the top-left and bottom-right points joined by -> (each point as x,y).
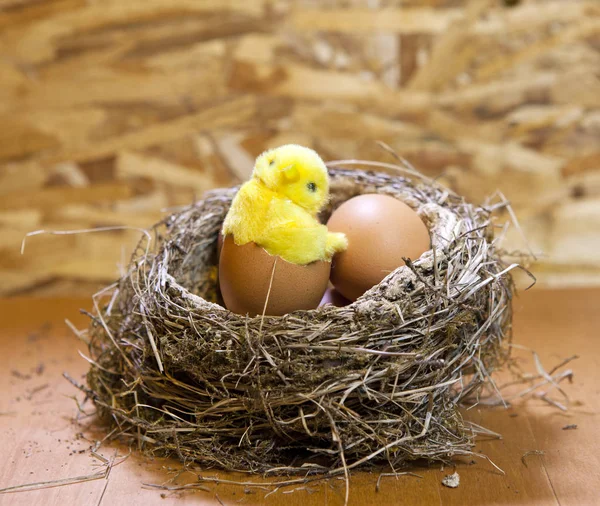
0,288 -> 598,505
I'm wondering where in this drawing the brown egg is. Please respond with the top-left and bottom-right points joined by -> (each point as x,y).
327,194 -> 430,301
219,235 -> 331,316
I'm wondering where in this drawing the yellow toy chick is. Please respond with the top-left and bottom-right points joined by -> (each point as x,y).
222,144 -> 348,265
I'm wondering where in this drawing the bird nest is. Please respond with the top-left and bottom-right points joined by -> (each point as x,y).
85,163 -> 515,476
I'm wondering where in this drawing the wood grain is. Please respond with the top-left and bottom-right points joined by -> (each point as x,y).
0,0 -> 599,295
0,288 -> 598,505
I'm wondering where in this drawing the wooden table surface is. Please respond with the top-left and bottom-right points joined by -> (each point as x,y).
0,289 -> 598,506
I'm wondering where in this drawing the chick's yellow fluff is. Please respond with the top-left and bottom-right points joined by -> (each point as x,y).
222,144 -> 347,265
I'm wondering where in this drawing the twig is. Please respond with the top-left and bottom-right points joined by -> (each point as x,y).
142,483 -> 210,493
21,226 -> 151,256
259,256 -> 278,335
375,472 -> 422,492
0,452 -> 118,497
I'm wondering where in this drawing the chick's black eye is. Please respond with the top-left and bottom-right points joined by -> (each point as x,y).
307,182 -> 317,193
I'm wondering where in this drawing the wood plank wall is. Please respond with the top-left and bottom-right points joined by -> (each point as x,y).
0,0 -> 598,295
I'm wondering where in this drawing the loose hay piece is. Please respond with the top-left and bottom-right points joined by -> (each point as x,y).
85,163 -> 515,475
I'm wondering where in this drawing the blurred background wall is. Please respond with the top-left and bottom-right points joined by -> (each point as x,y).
0,0 -> 598,296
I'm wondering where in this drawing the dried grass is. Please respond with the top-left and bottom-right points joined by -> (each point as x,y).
84,161 -> 517,476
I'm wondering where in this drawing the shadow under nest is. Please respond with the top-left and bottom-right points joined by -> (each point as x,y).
85,165 -> 515,475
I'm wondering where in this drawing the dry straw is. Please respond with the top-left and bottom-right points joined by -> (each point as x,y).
85,159 -> 518,478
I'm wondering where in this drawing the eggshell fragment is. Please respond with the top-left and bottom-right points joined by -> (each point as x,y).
318,285 -> 351,308
219,235 -> 331,316
327,194 -> 430,301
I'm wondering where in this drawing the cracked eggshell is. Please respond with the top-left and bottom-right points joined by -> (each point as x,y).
219,235 -> 331,316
